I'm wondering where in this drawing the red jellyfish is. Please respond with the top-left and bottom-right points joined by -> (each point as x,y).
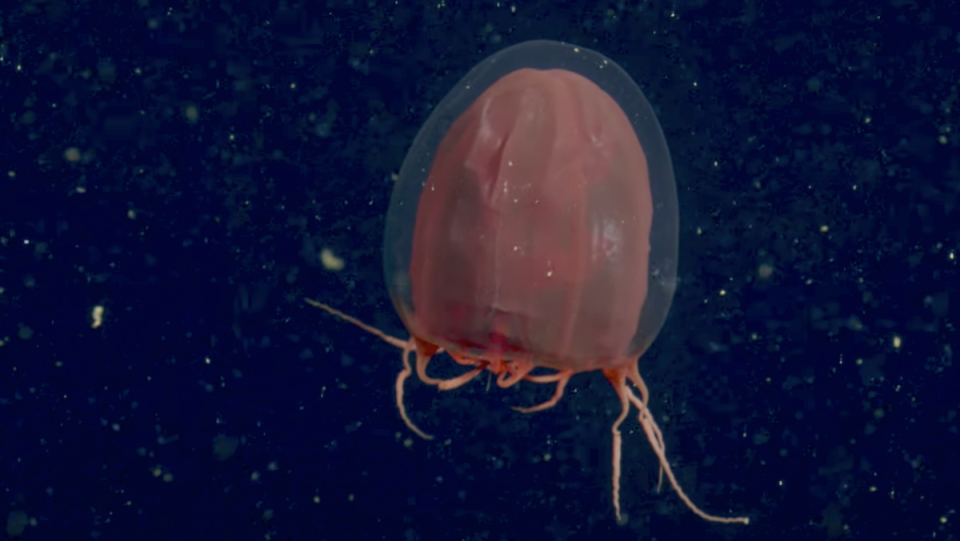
307,40 -> 749,525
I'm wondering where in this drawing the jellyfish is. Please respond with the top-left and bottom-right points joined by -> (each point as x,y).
307,40 -> 748,526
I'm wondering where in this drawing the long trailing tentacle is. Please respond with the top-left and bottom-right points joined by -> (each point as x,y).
306,298 -> 435,438
305,298 -> 408,349
624,365 -> 750,525
604,368 -> 632,525
307,297 -> 487,440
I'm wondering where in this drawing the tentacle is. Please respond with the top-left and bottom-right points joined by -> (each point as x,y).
414,348 -> 453,386
605,369 -> 631,525
512,370 -> 572,414
437,366 -> 485,391
306,298 -> 435,440
624,371 -> 749,525
496,361 -> 535,388
524,371 -> 568,384
305,299 -> 408,349
626,365 -> 665,491
396,346 -> 433,440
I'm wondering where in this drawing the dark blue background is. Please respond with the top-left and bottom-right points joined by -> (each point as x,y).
1,1 -> 957,540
